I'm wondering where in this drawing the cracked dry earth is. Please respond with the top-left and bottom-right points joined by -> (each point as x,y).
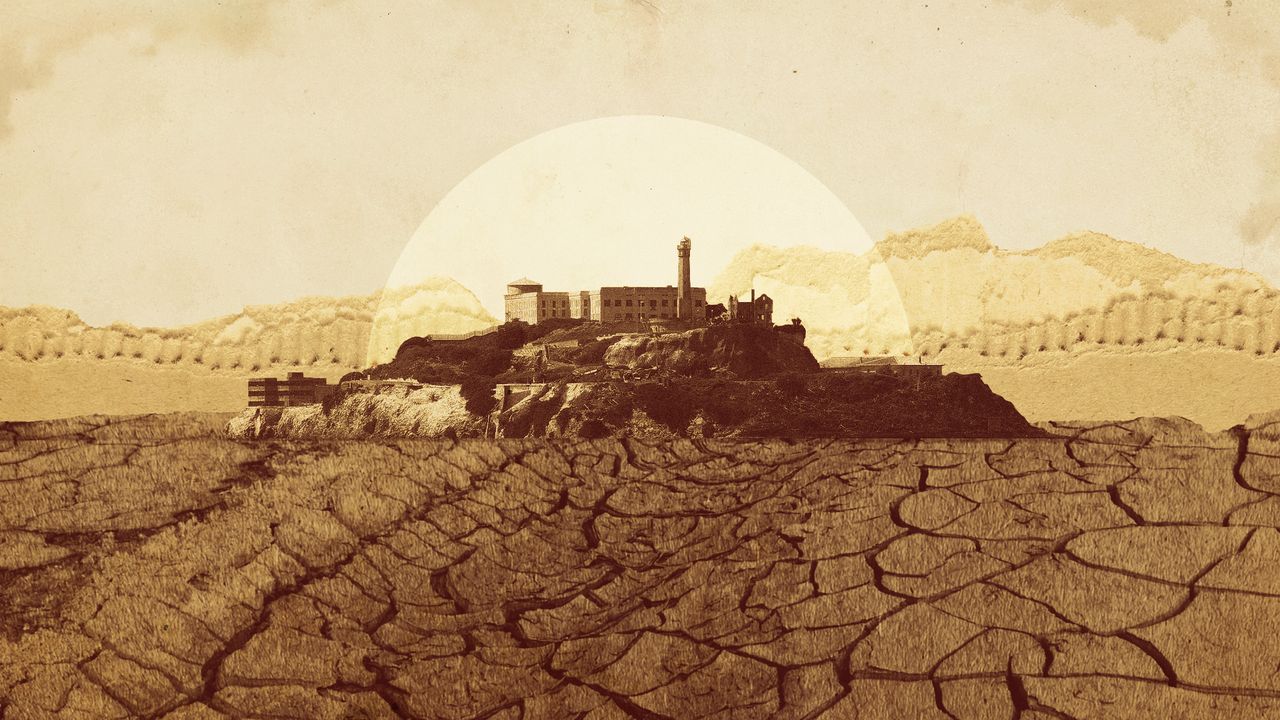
3,414 -> 1280,719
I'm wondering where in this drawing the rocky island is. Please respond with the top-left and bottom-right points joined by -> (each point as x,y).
229,320 -> 1042,440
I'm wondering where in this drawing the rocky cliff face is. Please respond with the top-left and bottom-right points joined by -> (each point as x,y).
603,323 -> 820,378
529,372 -> 1040,440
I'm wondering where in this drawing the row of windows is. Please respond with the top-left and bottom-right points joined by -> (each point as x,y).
603,298 -> 669,308
611,312 -> 677,320
511,309 -> 703,321
538,297 -> 711,310
601,298 -> 704,308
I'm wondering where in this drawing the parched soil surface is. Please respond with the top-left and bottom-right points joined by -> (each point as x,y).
2,413 -> 1280,718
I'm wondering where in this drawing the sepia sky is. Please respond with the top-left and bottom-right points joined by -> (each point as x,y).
2,0 -> 1278,327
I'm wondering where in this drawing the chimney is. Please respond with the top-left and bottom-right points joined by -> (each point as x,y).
676,237 -> 692,320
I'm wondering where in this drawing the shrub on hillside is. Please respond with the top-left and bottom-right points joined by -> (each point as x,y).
578,418 -> 611,439
321,385 -> 350,414
460,377 -> 497,415
493,323 -> 528,350
632,382 -> 699,433
396,336 -> 431,358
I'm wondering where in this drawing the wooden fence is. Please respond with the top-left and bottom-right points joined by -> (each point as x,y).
425,327 -> 499,341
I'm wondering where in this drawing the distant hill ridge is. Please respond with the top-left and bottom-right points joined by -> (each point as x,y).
874,215 -> 1250,286
0,278 -> 495,373
873,215 -> 996,258
712,215 -> 1277,361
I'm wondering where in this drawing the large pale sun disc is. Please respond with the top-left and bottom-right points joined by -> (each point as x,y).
369,115 -> 910,364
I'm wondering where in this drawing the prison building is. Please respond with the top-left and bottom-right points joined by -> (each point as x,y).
593,286 -> 707,323
504,237 -> 707,325
248,372 -> 334,407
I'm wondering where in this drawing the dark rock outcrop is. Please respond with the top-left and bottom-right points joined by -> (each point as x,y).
603,323 -> 820,378
541,370 -> 1043,439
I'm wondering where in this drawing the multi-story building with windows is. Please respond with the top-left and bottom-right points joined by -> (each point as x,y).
590,285 -> 707,323
503,280 -> 574,324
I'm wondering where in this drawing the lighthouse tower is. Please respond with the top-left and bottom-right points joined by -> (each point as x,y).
676,237 -> 692,320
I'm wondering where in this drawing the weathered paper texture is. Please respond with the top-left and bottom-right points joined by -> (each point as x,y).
2,2 -> 1278,717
